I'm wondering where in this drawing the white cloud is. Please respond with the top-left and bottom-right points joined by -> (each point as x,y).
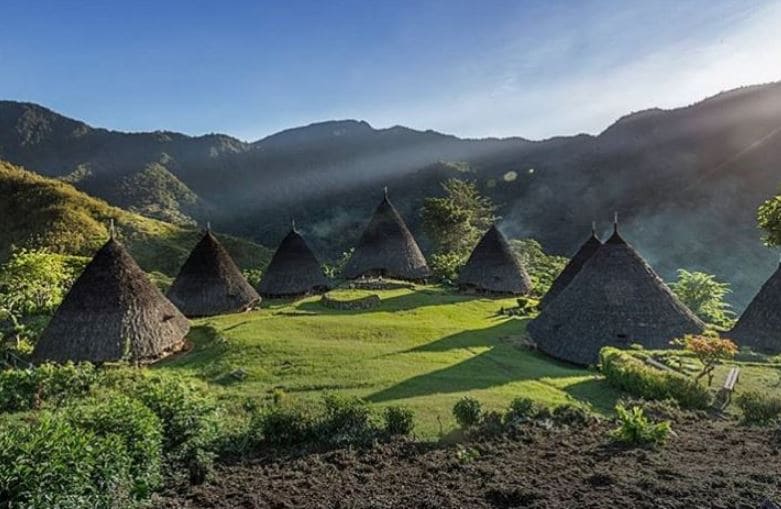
359,0 -> 781,139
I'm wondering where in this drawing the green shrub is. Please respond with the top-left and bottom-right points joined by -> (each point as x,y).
0,362 -> 97,412
505,397 -> 541,423
383,405 -> 415,436
66,394 -> 164,497
254,402 -> 316,446
429,252 -> 466,282
478,410 -> 505,434
0,413 -> 135,508
132,375 -> 219,484
736,391 -> 781,425
453,396 -> 482,428
600,347 -> 712,409
319,393 -> 376,445
610,405 -> 671,446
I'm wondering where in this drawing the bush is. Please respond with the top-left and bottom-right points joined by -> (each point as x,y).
383,405 -> 415,436
131,375 -> 220,484
736,391 -> 781,425
429,252 -> 466,282
610,405 -> 671,446
600,347 -> 712,409
453,396 -> 482,428
254,402 -> 316,446
319,393 -> 376,445
505,397 -> 542,423
66,395 -> 164,498
0,413 -> 136,508
0,362 -> 97,412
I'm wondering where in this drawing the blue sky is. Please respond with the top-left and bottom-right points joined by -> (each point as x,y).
1,0 -> 780,140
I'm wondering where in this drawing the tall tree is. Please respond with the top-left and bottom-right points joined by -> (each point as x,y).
670,269 -> 734,328
421,179 -> 496,256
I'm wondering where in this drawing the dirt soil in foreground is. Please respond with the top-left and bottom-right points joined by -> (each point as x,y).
159,416 -> 781,509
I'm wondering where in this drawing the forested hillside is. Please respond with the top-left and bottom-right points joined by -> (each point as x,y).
2,83 -> 781,307
0,161 -> 270,276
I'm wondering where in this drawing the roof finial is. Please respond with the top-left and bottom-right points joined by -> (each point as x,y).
613,211 -> 619,233
383,186 -> 389,199
206,221 -> 211,232
109,218 -> 116,240
591,221 -> 596,235
291,217 -> 296,231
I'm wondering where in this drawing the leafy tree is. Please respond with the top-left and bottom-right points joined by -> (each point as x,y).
421,179 -> 496,256
674,334 -> 738,386
669,269 -> 735,328
758,194 -> 781,246
509,239 -> 567,297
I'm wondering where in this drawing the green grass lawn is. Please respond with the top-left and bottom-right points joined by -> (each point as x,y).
157,284 -> 621,438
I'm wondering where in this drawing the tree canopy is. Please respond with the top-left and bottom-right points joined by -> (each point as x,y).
421,179 -> 496,257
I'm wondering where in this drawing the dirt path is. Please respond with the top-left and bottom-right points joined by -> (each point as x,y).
159,417 -> 781,509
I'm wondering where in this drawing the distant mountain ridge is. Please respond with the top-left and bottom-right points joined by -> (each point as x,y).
2,82 -> 781,308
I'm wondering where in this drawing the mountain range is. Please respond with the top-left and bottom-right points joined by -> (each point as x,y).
2,82 -> 781,309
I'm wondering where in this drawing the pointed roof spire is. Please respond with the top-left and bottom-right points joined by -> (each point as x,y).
591,221 -> 597,236
206,221 -> 211,232
383,186 -> 389,199
457,225 -> 532,294
291,217 -> 297,232
109,218 -> 116,240
613,211 -> 619,233
167,230 -> 261,317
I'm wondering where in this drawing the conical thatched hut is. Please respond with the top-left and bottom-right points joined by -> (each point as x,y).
540,226 -> 602,308
343,190 -> 430,280
33,238 -> 190,364
457,224 -> 532,294
258,226 -> 330,298
730,262 -> 781,353
167,229 -> 260,317
527,224 -> 704,365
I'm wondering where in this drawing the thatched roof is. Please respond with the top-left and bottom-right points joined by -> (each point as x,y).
540,228 -> 602,308
258,227 -> 330,298
457,225 -> 532,294
33,238 -> 190,364
527,227 -> 704,365
167,230 -> 260,317
343,190 -> 430,280
730,262 -> 781,352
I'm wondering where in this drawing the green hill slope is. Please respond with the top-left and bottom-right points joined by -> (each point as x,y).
159,285 -> 620,438
0,160 -> 270,276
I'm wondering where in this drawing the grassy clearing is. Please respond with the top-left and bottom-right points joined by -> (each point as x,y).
158,285 -> 619,438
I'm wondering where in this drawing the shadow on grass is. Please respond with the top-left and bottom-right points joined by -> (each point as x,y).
367,320 -> 589,403
295,287 -> 508,315
156,324 -> 229,369
394,318 -> 531,355
562,377 -> 621,414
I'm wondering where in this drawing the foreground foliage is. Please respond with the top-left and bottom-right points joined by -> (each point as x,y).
0,364 -> 221,508
610,405 -> 672,446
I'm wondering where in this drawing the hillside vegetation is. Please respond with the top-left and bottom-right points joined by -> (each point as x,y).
3,84 -> 781,308
0,161 -> 270,276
